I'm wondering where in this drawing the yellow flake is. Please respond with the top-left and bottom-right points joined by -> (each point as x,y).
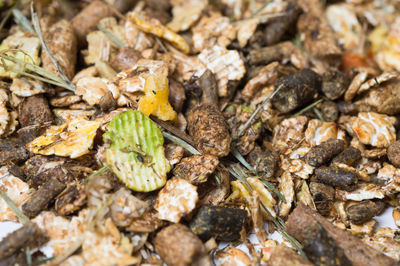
138,73 -> 177,121
128,12 -> 189,54
0,32 -> 41,78
27,117 -> 100,159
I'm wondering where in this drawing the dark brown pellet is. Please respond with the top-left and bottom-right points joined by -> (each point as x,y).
272,69 -> 321,113
0,222 -> 44,260
189,205 -> 248,241
309,182 -> 335,216
187,71 -> 231,157
387,141 -> 400,168
304,138 -> 345,167
0,139 -> 28,166
321,70 -> 350,100
22,178 -> 66,218
315,166 -> 358,191
347,200 -> 385,224
331,147 -> 362,167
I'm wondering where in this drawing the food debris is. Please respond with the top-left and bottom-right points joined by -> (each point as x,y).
103,110 -> 171,192
154,177 -> 198,223
189,205 -> 248,241
137,73 -> 177,121
0,1 -> 398,264
349,112 -> 396,148
0,32 -> 41,78
27,117 -> 100,158
128,11 -> 189,54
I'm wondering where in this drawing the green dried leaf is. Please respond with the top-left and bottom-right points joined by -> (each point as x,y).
104,110 -> 171,192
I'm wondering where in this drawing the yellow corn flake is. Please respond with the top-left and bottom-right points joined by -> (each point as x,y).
128,12 -> 190,54
248,177 -> 277,218
27,117 -> 101,159
0,32 -> 41,78
368,26 -> 388,53
231,180 -> 251,199
138,74 -> 177,121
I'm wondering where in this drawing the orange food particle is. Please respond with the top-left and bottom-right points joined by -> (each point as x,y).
138,74 -> 177,121
341,53 -> 368,74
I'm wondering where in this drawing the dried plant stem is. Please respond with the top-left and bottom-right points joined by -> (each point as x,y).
290,98 -> 323,118
0,53 -> 75,90
11,9 -> 34,33
313,107 -> 325,121
237,84 -> 283,139
97,24 -> 125,48
31,5 -> 75,91
227,163 -> 305,258
84,166 -> 110,184
162,131 -> 200,155
231,148 -> 255,172
0,189 -> 29,224
0,8 -> 12,30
